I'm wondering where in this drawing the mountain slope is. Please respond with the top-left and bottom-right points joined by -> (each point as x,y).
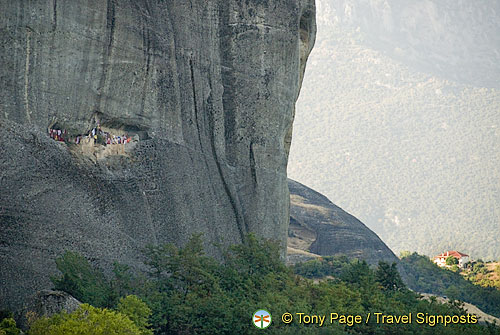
287,179 -> 400,267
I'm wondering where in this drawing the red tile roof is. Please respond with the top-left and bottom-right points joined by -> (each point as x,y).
434,251 -> 469,259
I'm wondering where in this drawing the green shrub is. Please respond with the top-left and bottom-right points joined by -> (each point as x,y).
28,304 -> 141,335
0,317 -> 20,335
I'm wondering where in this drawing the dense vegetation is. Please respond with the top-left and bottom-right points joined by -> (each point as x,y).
29,300 -> 152,335
5,236 -> 498,334
288,4 -> 500,260
399,253 -> 500,318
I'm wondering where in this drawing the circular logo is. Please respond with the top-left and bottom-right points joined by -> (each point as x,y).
253,309 -> 272,329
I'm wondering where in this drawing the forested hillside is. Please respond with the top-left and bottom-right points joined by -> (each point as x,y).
399,253 -> 500,319
288,0 -> 500,259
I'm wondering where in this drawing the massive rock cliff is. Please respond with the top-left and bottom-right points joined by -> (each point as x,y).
0,0 -> 316,313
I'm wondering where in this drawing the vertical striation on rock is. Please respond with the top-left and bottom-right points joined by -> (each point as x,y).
0,0 -> 316,313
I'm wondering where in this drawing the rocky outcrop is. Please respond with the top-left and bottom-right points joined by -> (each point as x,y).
287,179 -> 400,266
30,290 -> 81,316
19,290 -> 81,328
0,0 -> 316,313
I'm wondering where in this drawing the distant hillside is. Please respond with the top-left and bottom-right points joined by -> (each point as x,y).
288,0 -> 500,260
315,0 -> 500,89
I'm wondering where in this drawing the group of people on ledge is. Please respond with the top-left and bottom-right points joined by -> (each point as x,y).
48,128 -> 68,142
48,125 -> 132,146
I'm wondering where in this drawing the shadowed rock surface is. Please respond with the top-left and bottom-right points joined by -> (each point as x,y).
287,179 -> 399,266
20,290 -> 81,327
0,0 -> 316,313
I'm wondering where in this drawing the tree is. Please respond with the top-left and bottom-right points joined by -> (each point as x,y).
375,261 -> 405,292
339,260 -> 373,285
446,256 -> 458,266
223,233 -> 288,277
117,295 -> 153,335
400,250 -> 412,258
142,234 -> 227,334
28,304 -> 141,335
143,233 -> 219,295
0,317 -> 20,335
50,251 -> 114,308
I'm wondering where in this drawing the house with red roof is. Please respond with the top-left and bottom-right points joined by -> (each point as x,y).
433,251 -> 470,268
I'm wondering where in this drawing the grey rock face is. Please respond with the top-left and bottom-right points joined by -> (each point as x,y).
0,0 -> 316,313
288,179 -> 399,266
19,290 -> 81,328
32,290 -> 81,316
